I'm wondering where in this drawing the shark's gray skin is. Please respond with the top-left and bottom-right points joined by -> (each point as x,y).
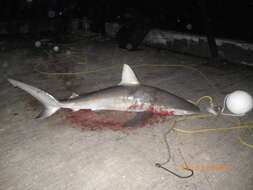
8,64 -> 200,120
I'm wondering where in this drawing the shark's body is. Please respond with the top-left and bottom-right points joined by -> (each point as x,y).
8,64 -> 200,120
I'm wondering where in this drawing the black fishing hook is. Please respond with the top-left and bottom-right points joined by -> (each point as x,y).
155,163 -> 194,178
155,117 -> 194,178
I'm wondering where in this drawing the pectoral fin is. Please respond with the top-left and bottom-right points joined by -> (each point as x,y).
123,112 -> 153,128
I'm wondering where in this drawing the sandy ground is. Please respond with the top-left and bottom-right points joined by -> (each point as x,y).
0,37 -> 253,190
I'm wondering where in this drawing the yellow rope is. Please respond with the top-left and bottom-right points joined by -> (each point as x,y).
173,125 -> 253,134
33,50 -> 213,90
237,135 -> 253,149
34,62 -> 120,76
173,96 -> 253,149
34,62 -> 199,76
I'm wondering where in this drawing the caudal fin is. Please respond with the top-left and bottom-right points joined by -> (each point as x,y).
8,78 -> 61,119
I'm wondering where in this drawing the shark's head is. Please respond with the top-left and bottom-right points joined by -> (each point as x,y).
118,64 -> 140,86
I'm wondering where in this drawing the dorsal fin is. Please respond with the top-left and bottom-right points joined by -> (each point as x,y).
118,64 -> 140,86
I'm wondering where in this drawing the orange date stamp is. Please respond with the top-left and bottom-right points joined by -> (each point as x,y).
180,165 -> 232,172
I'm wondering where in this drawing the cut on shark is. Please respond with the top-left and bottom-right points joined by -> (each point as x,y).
8,64 -> 200,126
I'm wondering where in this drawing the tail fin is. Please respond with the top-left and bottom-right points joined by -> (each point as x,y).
8,78 -> 61,119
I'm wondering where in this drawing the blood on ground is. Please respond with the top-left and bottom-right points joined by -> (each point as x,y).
66,109 -> 172,131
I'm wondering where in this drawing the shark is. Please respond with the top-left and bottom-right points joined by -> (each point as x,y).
8,64 -> 200,126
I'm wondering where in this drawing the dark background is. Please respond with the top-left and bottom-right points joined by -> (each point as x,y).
0,0 -> 253,43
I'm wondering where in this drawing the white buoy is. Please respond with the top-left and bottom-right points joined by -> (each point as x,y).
34,41 -> 41,48
53,46 -> 59,52
225,90 -> 253,115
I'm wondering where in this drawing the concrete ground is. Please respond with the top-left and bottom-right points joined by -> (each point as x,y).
0,37 -> 253,190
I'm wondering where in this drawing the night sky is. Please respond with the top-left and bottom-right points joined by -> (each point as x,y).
0,0 -> 253,42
